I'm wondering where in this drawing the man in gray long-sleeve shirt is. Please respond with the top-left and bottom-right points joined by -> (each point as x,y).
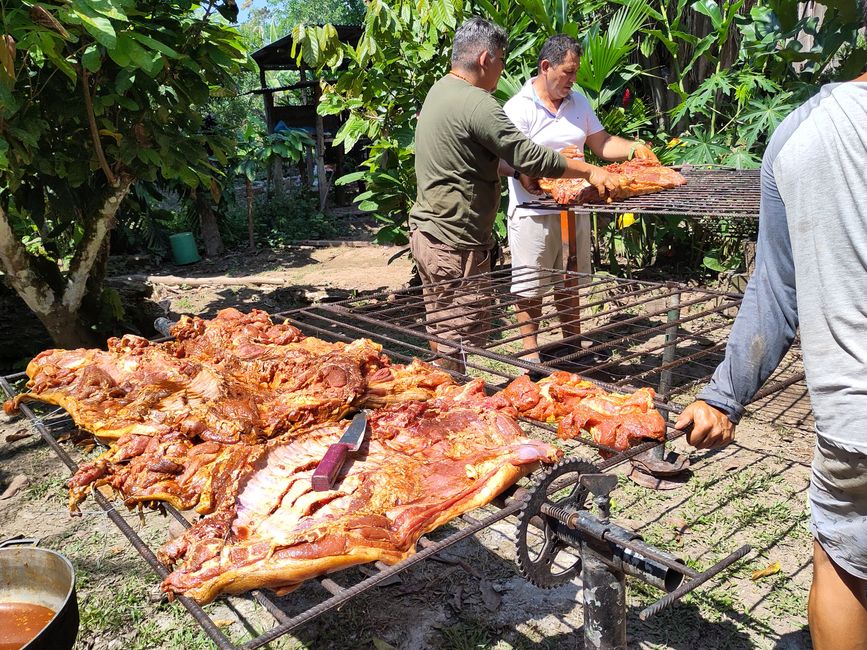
409,17 -> 625,372
675,20 -> 867,647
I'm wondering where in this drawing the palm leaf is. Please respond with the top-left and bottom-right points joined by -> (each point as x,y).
575,0 -> 650,97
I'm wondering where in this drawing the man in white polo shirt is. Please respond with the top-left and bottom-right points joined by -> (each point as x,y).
502,34 -> 657,363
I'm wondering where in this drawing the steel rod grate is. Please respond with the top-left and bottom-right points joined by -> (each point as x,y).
518,167 -> 761,218
0,313 -> 690,649
291,266 -> 812,433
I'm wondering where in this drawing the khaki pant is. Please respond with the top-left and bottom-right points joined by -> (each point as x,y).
507,211 -> 592,297
410,230 -> 493,360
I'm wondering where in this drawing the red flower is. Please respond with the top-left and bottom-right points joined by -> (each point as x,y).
622,88 -> 631,107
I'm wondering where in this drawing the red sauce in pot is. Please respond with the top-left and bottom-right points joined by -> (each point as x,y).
0,602 -> 56,650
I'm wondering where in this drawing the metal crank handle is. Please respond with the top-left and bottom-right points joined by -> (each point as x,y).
638,544 -> 751,621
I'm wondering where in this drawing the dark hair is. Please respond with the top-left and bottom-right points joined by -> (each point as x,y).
537,34 -> 582,70
451,16 -> 508,70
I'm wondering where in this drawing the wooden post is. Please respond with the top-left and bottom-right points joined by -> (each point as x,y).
260,67 -> 273,133
314,82 -> 328,212
300,68 -> 314,187
560,208 -> 581,338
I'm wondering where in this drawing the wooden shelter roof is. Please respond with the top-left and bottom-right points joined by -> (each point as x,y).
251,25 -> 363,71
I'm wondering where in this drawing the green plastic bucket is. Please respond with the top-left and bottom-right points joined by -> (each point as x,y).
169,232 -> 200,265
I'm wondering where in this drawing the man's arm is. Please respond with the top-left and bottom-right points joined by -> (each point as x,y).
498,159 -> 542,195
586,130 -> 658,163
471,98 -> 625,197
675,154 -> 799,447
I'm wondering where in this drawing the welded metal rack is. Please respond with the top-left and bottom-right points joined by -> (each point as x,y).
1,263 -> 812,648
520,167 -> 761,218
0,316 -> 693,650
294,267 -> 807,416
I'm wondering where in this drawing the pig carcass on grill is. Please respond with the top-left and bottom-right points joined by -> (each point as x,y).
159,399 -> 561,603
4,308 -> 671,603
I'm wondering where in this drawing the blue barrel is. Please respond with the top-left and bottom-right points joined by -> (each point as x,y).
169,232 -> 200,265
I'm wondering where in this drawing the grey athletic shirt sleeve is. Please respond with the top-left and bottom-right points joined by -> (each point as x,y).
698,82 -> 867,452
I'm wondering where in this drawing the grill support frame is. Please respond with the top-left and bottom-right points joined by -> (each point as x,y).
1,265 -> 812,648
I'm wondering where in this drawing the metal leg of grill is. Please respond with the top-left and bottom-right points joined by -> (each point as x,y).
629,290 -> 690,489
559,208 -> 582,337
582,548 -> 627,650
658,290 -> 681,399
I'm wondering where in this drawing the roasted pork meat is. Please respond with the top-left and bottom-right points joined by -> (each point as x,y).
5,308 -> 670,604
68,432 -> 265,514
159,401 -> 562,603
496,371 -> 666,452
538,159 -> 687,205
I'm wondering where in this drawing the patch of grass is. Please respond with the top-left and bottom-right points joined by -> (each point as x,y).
25,474 -> 66,502
174,296 -> 196,312
765,575 -> 807,618
79,578 -> 151,633
440,622 -> 493,650
130,611 -> 214,650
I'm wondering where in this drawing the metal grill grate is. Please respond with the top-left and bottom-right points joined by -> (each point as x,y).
294,266 -> 811,433
0,307 -> 691,649
518,167 -> 761,218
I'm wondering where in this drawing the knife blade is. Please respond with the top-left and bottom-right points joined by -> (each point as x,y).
311,411 -> 369,491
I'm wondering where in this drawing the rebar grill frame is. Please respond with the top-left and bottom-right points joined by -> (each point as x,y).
0,314 -> 692,650
2,259 -> 811,648
291,266 -> 811,431
519,167 -> 761,218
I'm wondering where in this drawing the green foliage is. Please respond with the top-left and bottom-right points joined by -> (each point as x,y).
0,0 -> 251,342
113,182 -> 185,258
224,190 -> 340,245
294,0 -> 463,244
235,123 -> 314,183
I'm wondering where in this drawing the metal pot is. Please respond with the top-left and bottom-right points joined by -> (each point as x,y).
0,538 -> 79,650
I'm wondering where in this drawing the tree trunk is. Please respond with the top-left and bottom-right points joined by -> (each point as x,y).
195,189 -> 225,258
268,157 -> 286,200
39,306 -> 103,349
0,176 -> 133,349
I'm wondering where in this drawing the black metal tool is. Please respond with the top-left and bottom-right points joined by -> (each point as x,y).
516,458 -> 751,650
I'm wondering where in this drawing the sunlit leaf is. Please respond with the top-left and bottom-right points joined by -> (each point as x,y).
751,561 -> 782,581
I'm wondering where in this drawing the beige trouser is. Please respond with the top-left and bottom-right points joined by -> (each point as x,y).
409,229 -> 493,359
508,211 -> 592,297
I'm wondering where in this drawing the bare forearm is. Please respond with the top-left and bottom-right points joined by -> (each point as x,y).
560,157 -> 595,179
498,159 -> 515,177
594,134 -> 639,162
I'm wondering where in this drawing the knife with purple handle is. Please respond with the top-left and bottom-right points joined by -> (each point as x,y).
311,411 -> 369,491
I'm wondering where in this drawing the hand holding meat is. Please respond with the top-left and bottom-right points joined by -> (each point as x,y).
588,166 -> 626,200
516,172 -> 543,195
537,159 -> 687,205
674,400 -> 735,449
630,142 -> 659,163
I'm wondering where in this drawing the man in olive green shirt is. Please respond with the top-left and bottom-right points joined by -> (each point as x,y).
409,17 -> 624,372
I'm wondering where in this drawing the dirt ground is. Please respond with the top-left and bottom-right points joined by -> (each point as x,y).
0,241 -> 816,650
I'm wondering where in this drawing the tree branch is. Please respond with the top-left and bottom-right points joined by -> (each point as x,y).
82,68 -> 116,185
62,175 -> 134,312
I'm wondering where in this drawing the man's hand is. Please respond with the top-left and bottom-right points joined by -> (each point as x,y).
517,173 -> 542,195
630,142 -> 659,163
674,401 -> 736,449
587,165 -> 626,200
560,145 -> 585,160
